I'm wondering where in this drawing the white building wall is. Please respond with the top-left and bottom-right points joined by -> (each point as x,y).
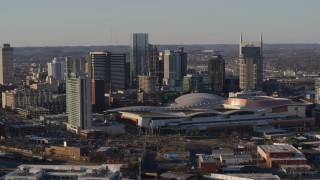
66,75 -> 92,133
2,92 -> 6,108
287,105 -> 305,117
297,106 -> 306,118
257,146 -> 267,159
48,58 -> 65,80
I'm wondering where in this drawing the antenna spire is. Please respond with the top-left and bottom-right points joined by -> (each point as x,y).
240,32 -> 243,42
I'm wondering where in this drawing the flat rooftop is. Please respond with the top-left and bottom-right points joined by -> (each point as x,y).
5,164 -> 122,178
199,155 -> 216,162
205,173 -> 280,180
258,145 -> 304,157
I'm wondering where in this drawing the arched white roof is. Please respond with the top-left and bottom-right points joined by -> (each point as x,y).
174,93 -> 225,106
107,93 -> 225,113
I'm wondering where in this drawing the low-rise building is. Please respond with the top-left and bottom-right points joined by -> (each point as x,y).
197,154 -> 217,173
40,114 -> 68,125
30,82 -> 59,92
257,144 -> 308,168
220,155 -> 253,165
45,143 -> 89,161
24,135 -> 55,144
6,124 -> 46,137
212,149 -> 234,159
114,93 -> 314,132
5,164 -> 122,180
80,129 -> 102,139
160,171 -> 199,180
204,173 -> 280,180
16,106 -> 49,118
229,90 -> 267,98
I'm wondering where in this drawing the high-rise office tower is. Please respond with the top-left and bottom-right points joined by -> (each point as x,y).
66,75 -> 92,133
110,53 -> 126,90
88,51 -> 109,81
157,52 -> 164,86
138,75 -> 158,93
0,44 -> 14,85
208,54 -> 225,95
183,74 -> 211,93
130,33 -> 149,87
92,79 -> 105,113
239,32 -> 263,91
224,76 -> 240,96
163,49 -> 182,87
47,58 -> 64,81
316,79 -> 320,127
149,44 -> 159,74
65,57 -> 86,78
88,51 -> 126,91
176,47 -> 188,78
315,79 -> 320,108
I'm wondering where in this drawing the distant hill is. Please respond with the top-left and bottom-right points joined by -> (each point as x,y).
14,45 -> 129,63
13,44 -> 320,73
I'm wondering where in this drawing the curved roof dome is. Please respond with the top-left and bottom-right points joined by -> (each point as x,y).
174,93 -> 225,108
107,93 -> 226,113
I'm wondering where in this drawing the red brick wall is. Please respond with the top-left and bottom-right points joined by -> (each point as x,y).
200,162 -> 217,173
269,152 -> 293,158
271,159 -> 308,168
266,151 -> 296,168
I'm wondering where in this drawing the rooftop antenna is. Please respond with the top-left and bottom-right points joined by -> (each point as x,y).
115,28 -> 118,45
110,29 -> 113,45
179,36 -> 184,51
239,32 -> 243,55
260,32 -> 263,55
195,73 -> 198,93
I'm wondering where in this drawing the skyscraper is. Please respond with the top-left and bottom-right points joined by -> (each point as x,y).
130,33 -> 149,87
163,49 -> 182,87
110,53 -> 126,90
88,51 -> 126,91
92,79 -> 105,113
176,47 -> 188,78
47,58 -> 64,81
315,79 -> 320,108
0,44 -> 14,85
157,52 -> 165,86
182,74 -> 211,93
239,32 -> 263,91
65,56 -> 86,78
138,75 -> 158,93
88,51 -> 109,80
149,44 -> 159,74
66,75 -> 92,133
208,54 -> 225,95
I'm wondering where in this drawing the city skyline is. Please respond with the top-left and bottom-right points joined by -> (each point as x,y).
0,0 -> 319,46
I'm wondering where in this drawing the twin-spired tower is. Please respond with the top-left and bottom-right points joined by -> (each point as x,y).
239,32 -> 263,91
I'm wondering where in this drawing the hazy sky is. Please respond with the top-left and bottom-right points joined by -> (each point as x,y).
0,0 -> 319,46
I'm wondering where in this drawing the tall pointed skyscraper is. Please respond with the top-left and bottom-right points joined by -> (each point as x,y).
239,33 -> 263,91
0,44 -> 14,85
